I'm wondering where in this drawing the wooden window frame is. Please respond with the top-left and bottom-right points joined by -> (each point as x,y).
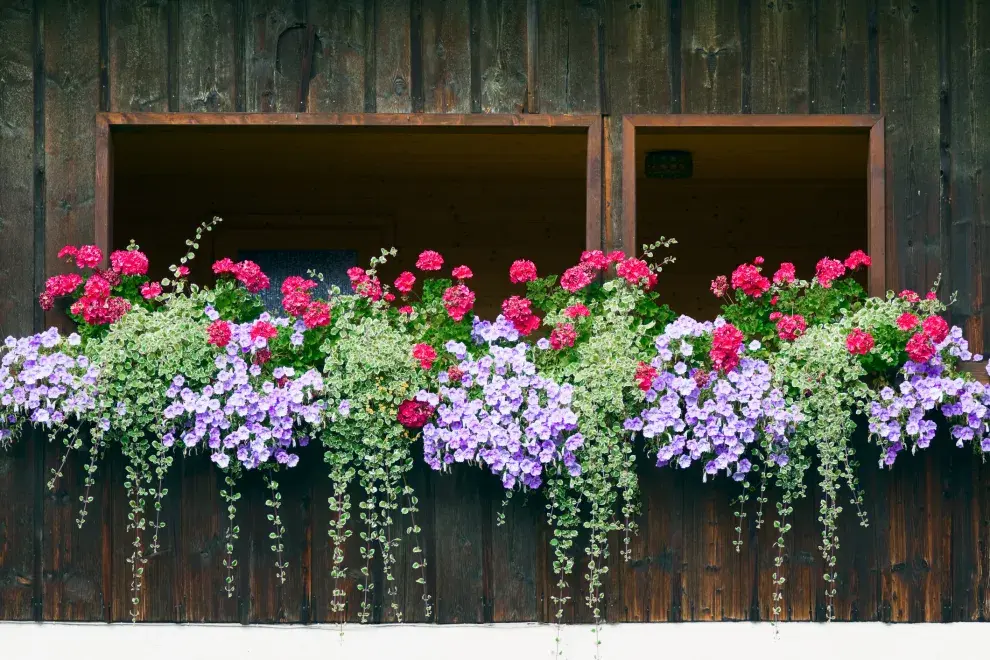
620,114 -> 886,296
95,112 -> 604,261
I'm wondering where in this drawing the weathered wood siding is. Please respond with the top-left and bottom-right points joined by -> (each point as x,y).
1,0 -> 989,624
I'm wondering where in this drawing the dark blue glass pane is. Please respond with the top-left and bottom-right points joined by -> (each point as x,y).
238,249 -> 359,312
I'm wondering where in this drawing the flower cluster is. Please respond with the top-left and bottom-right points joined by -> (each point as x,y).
0,329 -> 100,443
43,244 -> 150,325
162,317 -> 325,470
419,330 -> 582,489
213,258 -> 270,293
625,316 -> 802,479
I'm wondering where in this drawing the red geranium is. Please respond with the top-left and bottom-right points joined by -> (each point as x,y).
616,258 -> 654,287
564,304 -> 590,319
282,290 -> 312,316
233,260 -> 269,293
45,273 -> 83,297
814,258 -> 846,288
70,295 -> 131,325
75,245 -> 103,269
355,277 -> 383,302
845,328 -> 875,355
906,332 -> 936,363
442,284 -> 475,322
207,319 -> 232,347
501,296 -> 540,335
175,266 -> 190,278
447,366 -> 464,383
896,312 -> 919,331
84,274 -> 111,299
249,320 -> 278,342
509,260 -> 538,283
110,249 -> 149,276
710,323 -> 744,372
710,275 -> 728,298
398,305 -> 414,315
347,266 -> 368,285
397,399 -> 434,429
580,250 -> 609,271
899,290 -> 921,303
57,245 -> 78,261
922,315 -> 949,344
776,314 -> 807,341
281,276 -> 317,296
635,361 -> 657,392
213,258 -> 237,275
303,300 -> 331,329
394,271 -> 416,294
412,343 -> 437,370
773,262 -> 796,285
844,250 -> 872,270
606,250 -> 625,264
451,265 -> 473,280
560,265 -> 594,293
416,250 -> 444,271
730,263 -> 770,297
140,282 -> 163,300
38,292 -> 55,311
549,323 -> 577,350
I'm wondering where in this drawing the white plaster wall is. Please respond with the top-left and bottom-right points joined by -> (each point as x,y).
1,622 -> 984,660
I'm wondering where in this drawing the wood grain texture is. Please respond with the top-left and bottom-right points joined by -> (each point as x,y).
947,0 -> 989,353
749,0 -> 811,113
178,0 -> 238,112
432,468 -> 485,623
308,0 -> 367,112
374,0 -> 412,112
681,0 -> 741,113
421,0 -> 471,113
812,0 -> 870,114
536,0 -> 601,113
244,0 -> 309,112
109,0 -> 170,112
0,0 -> 36,622
476,0 -> 527,113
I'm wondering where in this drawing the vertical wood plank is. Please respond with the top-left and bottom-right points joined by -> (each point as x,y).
749,0 -> 811,113
109,0 -> 170,111
476,0 -> 527,113
375,0 -> 412,112
178,0 -> 238,112
536,0 -> 601,113
42,1 -> 108,621
0,0 -> 37,622
0,0 -> 35,340
307,0 -> 367,112
812,0 -> 870,114
947,0 -> 989,352
602,1 -> 671,261
420,0 -> 471,113
878,0 -> 940,293
681,0 -> 742,114
244,0 -> 309,112
433,467 -> 485,623
489,488 -> 538,621
604,0 -> 671,115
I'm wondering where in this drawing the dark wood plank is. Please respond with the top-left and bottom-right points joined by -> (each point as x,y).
308,0 -> 368,112
0,0 -> 37,622
476,0 -> 527,113
244,0 -> 311,113
43,0 -> 99,323
536,0 -> 601,113
878,0 -> 940,293
0,0 -> 35,340
812,0 -> 869,114
749,0 -> 811,113
374,0 -> 412,112
947,0 -> 990,353
680,0 -> 742,114
173,456 -> 238,622
109,0 -> 170,112
433,466 -> 485,623
178,0 -> 238,112
489,486 -> 538,621
420,0 -> 471,113
604,0 -> 671,115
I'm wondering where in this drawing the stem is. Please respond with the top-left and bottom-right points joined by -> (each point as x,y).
221,473 -> 240,598
78,428 -> 104,528
265,474 -> 287,584
402,475 -> 432,620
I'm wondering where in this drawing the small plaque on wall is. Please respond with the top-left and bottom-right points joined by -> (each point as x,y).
239,249 -> 359,311
645,150 -> 693,179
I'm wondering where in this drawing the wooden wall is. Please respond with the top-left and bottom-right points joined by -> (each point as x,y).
1,0 -> 989,624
